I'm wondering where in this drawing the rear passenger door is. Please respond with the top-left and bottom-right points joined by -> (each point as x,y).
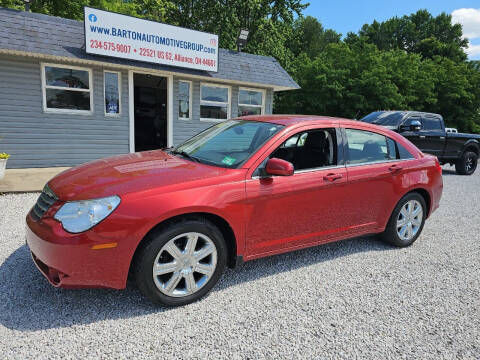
418,115 -> 446,157
342,128 -> 411,231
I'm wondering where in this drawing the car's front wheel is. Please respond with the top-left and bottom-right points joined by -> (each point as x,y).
380,192 -> 427,247
134,218 -> 227,306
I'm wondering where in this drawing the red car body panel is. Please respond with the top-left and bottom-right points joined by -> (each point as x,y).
25,116 -> 443,289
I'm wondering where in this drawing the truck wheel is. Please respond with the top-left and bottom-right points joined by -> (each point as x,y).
455,151 -> 478,175
134,218 -> 227,306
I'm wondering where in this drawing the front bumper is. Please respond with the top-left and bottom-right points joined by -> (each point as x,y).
25,214 -> 130,290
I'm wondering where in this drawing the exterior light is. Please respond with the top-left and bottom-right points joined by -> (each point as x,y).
237,29 -> 249,52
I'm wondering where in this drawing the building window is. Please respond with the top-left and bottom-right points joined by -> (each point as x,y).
178,80 -> 192,120
104,71 -> 121,116
238,88 -> 265,116
41,63 -> 93,114
200,83 -> 230,122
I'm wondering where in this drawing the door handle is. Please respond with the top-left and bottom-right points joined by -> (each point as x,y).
323,173 -> 343,182
388,165 -> 403,173
419,135 -> 426,139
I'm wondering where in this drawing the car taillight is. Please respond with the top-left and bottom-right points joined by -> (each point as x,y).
435,157 -> 442,175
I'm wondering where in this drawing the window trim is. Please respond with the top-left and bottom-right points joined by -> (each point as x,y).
238,87 -> 266,116
251,127 -> 342,177
343,127 -> 415,166
178,80 -> 193,121
200,82 -> 231,123
41,63 -> 93,115
103,70 -> 121,117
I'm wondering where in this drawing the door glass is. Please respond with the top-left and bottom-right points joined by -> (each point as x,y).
345,129 -> 390,164
270,129 -> 337,171
386,137 -> 397,160
422,117 -> 442,130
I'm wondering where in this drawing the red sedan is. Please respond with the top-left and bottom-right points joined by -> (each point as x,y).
26,116 -> 443,306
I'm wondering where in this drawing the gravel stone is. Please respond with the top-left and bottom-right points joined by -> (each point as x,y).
0,164 -> 479,359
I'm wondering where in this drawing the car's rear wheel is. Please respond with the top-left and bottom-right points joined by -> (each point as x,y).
455,151 -> 478,175
134,218 -> 227,306
380,193 -> 427,247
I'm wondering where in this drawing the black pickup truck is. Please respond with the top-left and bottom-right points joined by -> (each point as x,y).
360,111 -> 480,175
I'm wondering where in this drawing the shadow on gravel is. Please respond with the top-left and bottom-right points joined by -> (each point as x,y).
0,237 -> 393,331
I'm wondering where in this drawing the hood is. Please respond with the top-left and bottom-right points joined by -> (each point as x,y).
48,150 -> 229,201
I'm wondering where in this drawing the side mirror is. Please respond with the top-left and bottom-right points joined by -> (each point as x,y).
401,120 -> 422,132
265,158 -> 294,176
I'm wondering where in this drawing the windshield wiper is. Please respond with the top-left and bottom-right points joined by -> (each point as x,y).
171,150 -> 201,163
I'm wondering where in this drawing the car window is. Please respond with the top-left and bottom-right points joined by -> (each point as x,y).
345,129 -> 393,164
174,120 -> 283,168
270,128 -> 337,171
422,117 -> 442,131
386,137 -> 397,160
397,142 -> 415,159
282,134 -> 299,148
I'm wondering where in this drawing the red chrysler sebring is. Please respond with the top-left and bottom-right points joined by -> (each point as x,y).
26,116 -> 443,306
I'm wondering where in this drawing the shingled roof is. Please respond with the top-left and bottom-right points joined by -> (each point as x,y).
0,7 -> 299,91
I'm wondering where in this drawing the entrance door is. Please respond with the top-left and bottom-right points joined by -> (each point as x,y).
133,73 -> 168,151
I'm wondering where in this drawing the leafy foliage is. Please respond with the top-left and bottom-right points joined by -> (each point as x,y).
345,10 -> 469,62
279,10 -> 480,132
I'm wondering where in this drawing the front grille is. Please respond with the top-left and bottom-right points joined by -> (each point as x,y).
31,185 -> 58,221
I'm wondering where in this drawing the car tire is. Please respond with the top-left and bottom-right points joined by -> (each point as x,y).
134,218 -> 227,306
380,192 -> 427,247
455,151 -> 478,175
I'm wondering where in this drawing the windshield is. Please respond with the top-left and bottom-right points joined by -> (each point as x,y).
172,120 -> 284,168
361,111 -> 406,126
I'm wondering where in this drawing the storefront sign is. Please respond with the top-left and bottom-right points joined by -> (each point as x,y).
84,7 -> 218,72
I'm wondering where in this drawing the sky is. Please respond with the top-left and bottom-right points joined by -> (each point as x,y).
303,1 -> 480,60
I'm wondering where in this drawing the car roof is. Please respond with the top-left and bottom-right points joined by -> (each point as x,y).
237,114 -> 361,127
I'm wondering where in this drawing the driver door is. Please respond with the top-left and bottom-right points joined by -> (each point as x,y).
244,126 -> 350,257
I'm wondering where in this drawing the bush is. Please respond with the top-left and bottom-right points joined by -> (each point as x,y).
0,153 -> 10,160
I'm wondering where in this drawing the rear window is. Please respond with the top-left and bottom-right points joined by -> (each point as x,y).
422,117 -> 442,131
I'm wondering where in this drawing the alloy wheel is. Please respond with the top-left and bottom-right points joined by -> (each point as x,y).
152,232 -> 217,297
465,156 -> 474,173
396,200 -> 423,242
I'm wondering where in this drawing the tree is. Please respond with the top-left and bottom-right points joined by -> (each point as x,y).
346,10 -> 468,62
288,16 -> 341,58
162,0 -> 307,69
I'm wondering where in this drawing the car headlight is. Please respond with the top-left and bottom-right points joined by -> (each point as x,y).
54,195 -> 121,233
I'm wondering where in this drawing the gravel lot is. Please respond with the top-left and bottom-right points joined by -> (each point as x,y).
0,165 -> 479,359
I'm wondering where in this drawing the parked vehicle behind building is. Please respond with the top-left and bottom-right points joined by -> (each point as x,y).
361,111 -> 480,175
